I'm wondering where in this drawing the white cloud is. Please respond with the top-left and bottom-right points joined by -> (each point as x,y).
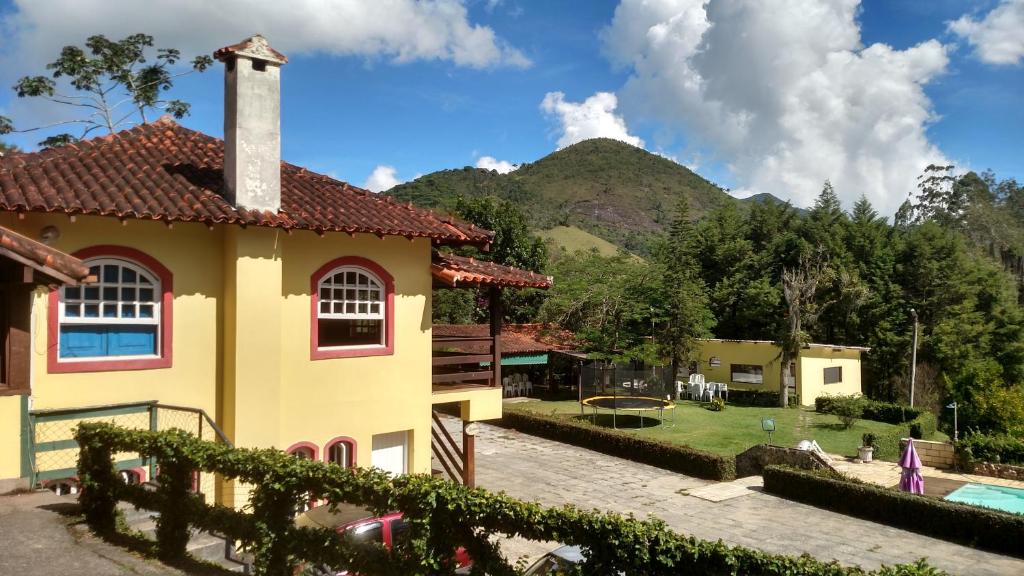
540,91 -> 644,149
362,165 -> 402,192
0,0 -> 530,72
476,155 -> 517,173
601,0 -> 950,214
948,0 -> 1024,66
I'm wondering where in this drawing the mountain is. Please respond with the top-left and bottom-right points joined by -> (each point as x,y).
385,138 -> 734,254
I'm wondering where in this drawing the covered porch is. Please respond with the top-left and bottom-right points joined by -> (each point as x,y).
428,252 -> 551,486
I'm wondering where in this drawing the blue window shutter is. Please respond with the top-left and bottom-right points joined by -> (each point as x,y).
106,326 -> 157,356
60,327 -> 107,358
59,325 -> 157,358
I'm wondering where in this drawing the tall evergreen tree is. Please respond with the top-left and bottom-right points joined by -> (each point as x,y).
654,198 -> 715,380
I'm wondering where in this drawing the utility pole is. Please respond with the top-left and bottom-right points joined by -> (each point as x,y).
910,308 -> 918,408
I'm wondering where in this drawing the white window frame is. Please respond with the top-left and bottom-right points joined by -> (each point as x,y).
57,257 -> 162,362
316,265 -> 386,350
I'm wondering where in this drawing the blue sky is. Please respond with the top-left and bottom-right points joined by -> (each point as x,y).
1,0 -> 1021,214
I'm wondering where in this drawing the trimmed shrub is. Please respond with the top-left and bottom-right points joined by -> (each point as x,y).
829,396 -> 863,429
708,397 -> 726,412
728,390 -> 780,407
957,433 -> 1024,466
816,396 -> 923,424
500,407 -> 735,481
872,412 -> 937,461
763,466 -> 1024,558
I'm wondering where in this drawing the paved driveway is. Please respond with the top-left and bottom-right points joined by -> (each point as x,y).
447,418 -> 1024,576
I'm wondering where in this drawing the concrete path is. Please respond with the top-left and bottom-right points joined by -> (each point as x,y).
449,418 -> 1024,576
0,490 -> 193,575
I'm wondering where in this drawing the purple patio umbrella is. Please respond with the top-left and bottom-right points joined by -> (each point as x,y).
898,438 -> 925,494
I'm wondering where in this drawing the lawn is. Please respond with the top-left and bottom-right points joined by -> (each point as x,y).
512,399 -> 942,460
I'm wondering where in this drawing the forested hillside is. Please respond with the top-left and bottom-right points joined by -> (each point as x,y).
387,138 -> 741,254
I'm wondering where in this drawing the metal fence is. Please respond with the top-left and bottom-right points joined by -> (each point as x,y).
29,401 -> 228,500
579,362 -> 678,403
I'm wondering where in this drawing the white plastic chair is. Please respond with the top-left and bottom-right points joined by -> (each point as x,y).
502,376 -> 511,397
718,383 -> 728,402
524,379 -> 533,396
702,382 -> 714,402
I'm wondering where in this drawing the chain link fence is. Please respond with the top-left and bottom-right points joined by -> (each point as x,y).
30,402 -> 225,501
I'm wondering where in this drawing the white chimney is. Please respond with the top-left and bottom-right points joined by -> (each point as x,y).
215,35 -> 288,213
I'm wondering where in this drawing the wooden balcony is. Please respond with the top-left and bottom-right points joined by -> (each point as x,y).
431,287 -> 503,393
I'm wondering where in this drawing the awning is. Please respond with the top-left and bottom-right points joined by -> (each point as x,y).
432,252 -> 552,289
0,225 -> 93,285
481,353 -> 549,366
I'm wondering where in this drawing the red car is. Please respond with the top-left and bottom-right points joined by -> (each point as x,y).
297,503 -> 473,574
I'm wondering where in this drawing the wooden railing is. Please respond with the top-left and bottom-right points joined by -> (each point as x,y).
431,334 -> 501,387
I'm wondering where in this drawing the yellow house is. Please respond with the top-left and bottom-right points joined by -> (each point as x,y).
0,35 -> 548,501
695,339 -> 867,406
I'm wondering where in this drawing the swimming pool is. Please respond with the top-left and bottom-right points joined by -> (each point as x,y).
944,483 -> 1024,515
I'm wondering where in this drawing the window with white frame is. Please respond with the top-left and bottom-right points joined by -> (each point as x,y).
58,258 -> 161,360
317,266 -> 385,348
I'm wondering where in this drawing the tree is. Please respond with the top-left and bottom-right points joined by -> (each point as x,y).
0,141 -> 19,157
778,250 -> 830,407
653,198 -> 715,381
0,34 -> 212,148
540,249 -> 655,362
434,195 -> 548,324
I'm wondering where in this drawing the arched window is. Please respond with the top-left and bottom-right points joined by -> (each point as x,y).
48,246 -> 173,373
287,443 -> 317,461
310,257 -> 394,359
325,437 -> 357,469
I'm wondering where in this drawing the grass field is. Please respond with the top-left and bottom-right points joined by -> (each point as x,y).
535,225 -> 625,257
511,399 -> 943,461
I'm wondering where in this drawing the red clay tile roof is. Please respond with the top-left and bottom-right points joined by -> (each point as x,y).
0,118 -> 491,244
214,34 -> 288,64
433,323 -> 578,355
0,224 -> 91,284
432,253 -> 552,289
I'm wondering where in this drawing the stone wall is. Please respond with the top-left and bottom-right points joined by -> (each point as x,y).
901,438 -> 954,468
735,444 -> 833,478
971,461 -> 1024,481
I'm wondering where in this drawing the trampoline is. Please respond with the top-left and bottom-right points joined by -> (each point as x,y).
581,395 -> 675,429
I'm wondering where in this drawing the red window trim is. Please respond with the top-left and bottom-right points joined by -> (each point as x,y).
323,436 -> 358,468
285,441 -> 320,460
310,256 -> 395,360
47,245 -> 173,374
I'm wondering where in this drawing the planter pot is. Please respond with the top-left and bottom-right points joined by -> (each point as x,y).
858,446 -> 874,463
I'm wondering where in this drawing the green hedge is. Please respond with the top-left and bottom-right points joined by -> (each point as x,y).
815,396 -> 936,460
956,432 -> 1024,466
872,412 -> 937,461
728,390 -> 783,407
763,466 -> 1024,558
76,423 -> 943,576
815,396 -> 923,424
500,407 -> 735,481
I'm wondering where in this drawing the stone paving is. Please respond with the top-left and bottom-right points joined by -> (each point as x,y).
833,455 -> 1024,491
0,490 -> 188,576
443,418 -> 1024,575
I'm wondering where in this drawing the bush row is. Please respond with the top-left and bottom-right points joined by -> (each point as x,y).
762,466 -> 1024,558
956,432 -> 1024,466
815,396 -> 923,424
727,390 -> 782,407
499,407 -> 735,480
76,423 -> 942,576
